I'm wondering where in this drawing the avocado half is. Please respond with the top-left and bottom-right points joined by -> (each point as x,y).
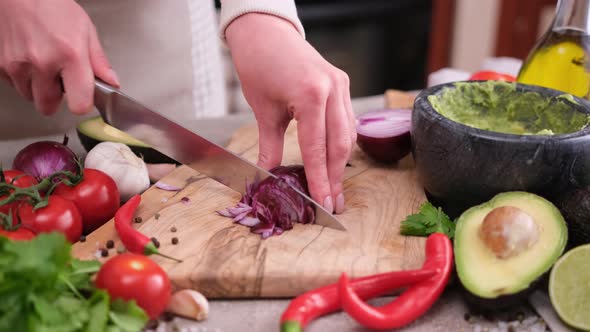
76,116 -> 178,164
454,191 -> 568,310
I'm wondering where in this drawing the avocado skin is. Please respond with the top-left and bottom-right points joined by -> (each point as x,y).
460,275 -> 544,311
555,187 -> 590,248
77,129 -> 179,165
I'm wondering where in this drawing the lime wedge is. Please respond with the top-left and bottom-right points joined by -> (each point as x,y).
549,244 -> 590,331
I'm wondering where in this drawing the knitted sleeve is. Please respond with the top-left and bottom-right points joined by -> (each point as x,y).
218,0 -> 306,41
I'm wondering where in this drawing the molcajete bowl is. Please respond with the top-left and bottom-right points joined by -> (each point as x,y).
411,81 -> 590,246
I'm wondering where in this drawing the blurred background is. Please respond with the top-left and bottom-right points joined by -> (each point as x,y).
216,0 -> 558,113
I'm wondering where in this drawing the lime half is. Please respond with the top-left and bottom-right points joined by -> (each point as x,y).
549,244 -> 590,331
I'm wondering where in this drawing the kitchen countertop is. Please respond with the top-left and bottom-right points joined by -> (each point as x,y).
0,95 -> 563,332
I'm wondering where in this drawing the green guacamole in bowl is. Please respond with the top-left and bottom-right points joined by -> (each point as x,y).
427,81 -> 590,135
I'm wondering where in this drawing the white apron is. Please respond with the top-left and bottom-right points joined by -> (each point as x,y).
0,0 -> 226,140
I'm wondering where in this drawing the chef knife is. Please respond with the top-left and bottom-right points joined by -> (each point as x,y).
92,79 -> 346,231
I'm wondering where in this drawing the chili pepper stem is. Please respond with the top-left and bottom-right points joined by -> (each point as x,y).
280,320 -> 303,332
144,242 -> 183,263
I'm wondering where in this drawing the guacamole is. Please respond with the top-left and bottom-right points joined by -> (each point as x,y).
427,81 -> 590,135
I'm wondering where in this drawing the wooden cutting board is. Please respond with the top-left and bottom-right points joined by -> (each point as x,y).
72,91 -> 425,299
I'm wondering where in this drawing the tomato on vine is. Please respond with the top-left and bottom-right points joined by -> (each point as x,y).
53,168 -> 120,234
0,227 -> 36,241
18,195 -> 82,243
0,169 -> 38,215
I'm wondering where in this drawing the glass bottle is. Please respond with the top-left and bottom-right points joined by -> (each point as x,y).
517,0 -> 590,99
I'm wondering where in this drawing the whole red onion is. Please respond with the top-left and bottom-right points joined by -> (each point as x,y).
13,137 -> 78,181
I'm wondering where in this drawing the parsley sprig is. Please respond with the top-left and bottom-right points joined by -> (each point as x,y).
400,201 -> 456,238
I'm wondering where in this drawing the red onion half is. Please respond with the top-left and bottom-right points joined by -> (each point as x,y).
356,109 -> 412,163
12,136 -> 78,181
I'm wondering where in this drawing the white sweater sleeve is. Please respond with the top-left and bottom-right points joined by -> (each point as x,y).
218,0 -> 305,41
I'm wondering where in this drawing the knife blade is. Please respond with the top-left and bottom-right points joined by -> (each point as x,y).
92,80 -> 346,231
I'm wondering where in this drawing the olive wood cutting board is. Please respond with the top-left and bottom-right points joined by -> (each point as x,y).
72,91 -> 426,298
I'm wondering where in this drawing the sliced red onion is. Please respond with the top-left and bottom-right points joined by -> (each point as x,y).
237,216 -> 260,227
217,165 -> 314,239
155,181 -> 182,191
216,209 -> 234,218
232,210 -> 250,222
356,109 -> 412,163
229,205 -> 252,215
181,197 -> 190,205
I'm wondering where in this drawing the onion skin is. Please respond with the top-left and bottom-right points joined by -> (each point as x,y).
357,131 -> 411,163
13,140 -> 78,181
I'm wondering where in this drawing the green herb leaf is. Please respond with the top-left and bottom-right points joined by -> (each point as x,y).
108,299 -> 149,332
67,259 -> 101,291
400,201 -> 455,238
86,290 -> 110,332
0,233 -> 149,332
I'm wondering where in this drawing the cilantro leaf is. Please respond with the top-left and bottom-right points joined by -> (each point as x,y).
86,290 -> 110,332
107,299 -> 149,332
400,201 -> 455,238
0,233 -> 149,332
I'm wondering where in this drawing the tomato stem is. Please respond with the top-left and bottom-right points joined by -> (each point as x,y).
0,168 -> 83,209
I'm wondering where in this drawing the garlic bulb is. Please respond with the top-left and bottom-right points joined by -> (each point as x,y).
84,142 -> 150,201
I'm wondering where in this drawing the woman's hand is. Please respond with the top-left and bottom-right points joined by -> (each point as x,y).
0,0 -> 119,115
226,13 -> 356,214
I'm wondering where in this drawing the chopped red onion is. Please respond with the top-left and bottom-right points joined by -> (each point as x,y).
217,165 -> 315,239
216,209 -> 234,218
155,181 -> 182,191
238,217 -> 261,227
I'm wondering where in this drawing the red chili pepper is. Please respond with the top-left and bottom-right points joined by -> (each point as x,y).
280,268 -> 436,332
115,194 -> 182,263
339,233 -> 453,330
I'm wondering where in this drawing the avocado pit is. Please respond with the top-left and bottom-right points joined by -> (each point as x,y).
478,206 -> 540,259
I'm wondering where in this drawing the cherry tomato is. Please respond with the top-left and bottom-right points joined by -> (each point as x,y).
0,170 -> 38,215
0,227 -> 36,241
469,70 -> 516,82
53,168 -> 120,234
2,170 -> 37,188
95,253 -> 171,319
18,195 -> 82,243
0,195 -> 16,216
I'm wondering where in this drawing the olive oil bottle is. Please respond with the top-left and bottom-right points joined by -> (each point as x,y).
517,0 -> 590,99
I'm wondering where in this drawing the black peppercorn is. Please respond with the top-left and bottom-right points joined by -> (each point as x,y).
151,237 -> 160,248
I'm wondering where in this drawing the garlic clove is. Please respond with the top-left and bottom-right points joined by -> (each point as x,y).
166,289 -> 209,321
146,163 -> 177,182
